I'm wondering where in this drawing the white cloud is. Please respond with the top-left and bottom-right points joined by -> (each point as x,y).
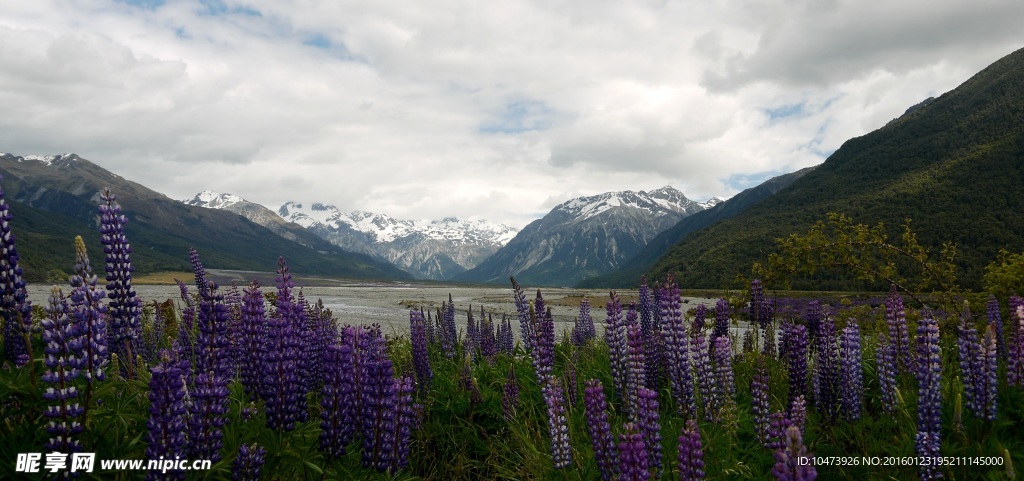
1,0 -> 1022,228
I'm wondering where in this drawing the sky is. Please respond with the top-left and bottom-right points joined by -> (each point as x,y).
2,0 -> 1023,228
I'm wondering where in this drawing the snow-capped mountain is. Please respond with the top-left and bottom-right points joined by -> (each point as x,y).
455,186 -> 711,286
181,191 -> 324,248
276,201 -> 518,280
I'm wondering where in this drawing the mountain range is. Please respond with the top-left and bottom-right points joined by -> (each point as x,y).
642,46 -> 1024,291
0,154 -> 410,282
454,186 -> 720,286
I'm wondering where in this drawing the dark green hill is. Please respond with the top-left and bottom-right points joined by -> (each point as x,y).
0,153 -> 411,282
648,47 -> 1024,291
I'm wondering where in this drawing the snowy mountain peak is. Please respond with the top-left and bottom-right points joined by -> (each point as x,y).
700,197 -> 727,209
554,186 -> 702,221
19,153 -> 79,166
182,191 -> 245,209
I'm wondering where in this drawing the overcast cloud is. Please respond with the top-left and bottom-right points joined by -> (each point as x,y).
1,0 -> 1022,228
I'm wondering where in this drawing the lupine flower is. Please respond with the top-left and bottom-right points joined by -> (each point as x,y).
805,300 -> 822,350
584,379 -> 617,481
261,310 -> 303,431
660,276 -> 695,419
711,335 -> 735,421
606,290 -> 628,401
188,371 -> 230,463
1009,305 -> 1024,388
885,285 -> 911,374
100,189 -> 141,372
987,295 -> 1005,358
361,325 -> 398,471
789,395 -> 807,436
691,317 -> 713,420
190,249 -> 231,380
573,298 -> 596,346
742,329 -> 754,353
957,305 -> 981,416
977,325 -> 998,420
752,357 -> 771,446
678,418 -> 705,481
534,305 -> 557,382
767,411 -> 792,451
840,319 -> 863,421
814,316 -> 840,424
145,352 -> 189,481
543,376 -> 572,469
442,295 -> 458,359
320,342 -> 356,458
305,296 -> 333,393
503,365 -> 520,421
390,375 -> 415,472
625,316 -> 646,416
69,235 -> 108,413
785,323 -> 808,406
617,422 -> 648,481
237,281 -> 267,400
771,426 -> 817,481
41,287 -> 84,454
466,307 -> 479,360
232,443 -> 267,481
1,175 -> 34,367
564,361 -> 579,407
410,309 -> 433,394
498,314 -> 514,355
638,281 -> 662,390
636,387 -> 662,476
915,315 -> 942,481
480,308 -> 498,362
876,335 -> 898,414
511,277 -> 534,353
713,298 -> 730,341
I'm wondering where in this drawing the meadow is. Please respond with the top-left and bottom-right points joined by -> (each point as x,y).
2,188 -> 1023,481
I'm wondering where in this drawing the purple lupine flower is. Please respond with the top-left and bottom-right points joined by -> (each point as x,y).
273,257 -> 310,422
606,290 -> 628,401
1009,305 -> 1024,388
789,395 -> 807,436
100,189 -> 141,373
573,298 -> 596,346
498,314 -> 514,355
617,422 -> 648,481
503,365 -> 520,421
752,357 -> 771,446
987,295 -> 1005,359
362,324 -> 398,471
625,316 -> 646,416
813,316 -> 840,424
840,319 -> 863,421
771,426 -> 817,481
305,296 -> 333,393
564,360 -> 579,407
692,316 -> 713,420
885,285 -> 912,374
915,315 -> 942,481
957,306 -> 981,416
0,175 -> 34,367
390,375 -> 415,472
320,342 -> 356,458
236,281 -> 267,400
678,418 -> 705,481
69,235 -> 108,414
711,335 -> 735,421
638,281 -> 662,390
442,295 -> 458,359
977,325 -> 998,421
232,443 -> 267,481
480,308 -> 498,363
190,249 -> 231,380
511,277 -> 534,353
175,279 -> 196,360
785,323 -> 808,406
805,300 -> 822,350
542,376 -> 573,469
713,298 -> 730,341
767,411 -> 792,451
410,309 -> 433,394
145,352 -> 189,481
261,312 -> 303,430
636,387 -> 662,476
41,287 -> 84,454
876,336 -> 898,413
660,276 -> 694,419
466,307 -> 479,360
188,370 -> 230,463
533,305 -> 557,382
584,379 -> 618,481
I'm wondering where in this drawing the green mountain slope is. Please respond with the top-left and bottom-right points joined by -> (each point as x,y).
0,153 -> 411,282
648,47 -> 1024,290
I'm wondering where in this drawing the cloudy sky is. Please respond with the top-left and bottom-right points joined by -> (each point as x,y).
2,0 -> 1023,228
